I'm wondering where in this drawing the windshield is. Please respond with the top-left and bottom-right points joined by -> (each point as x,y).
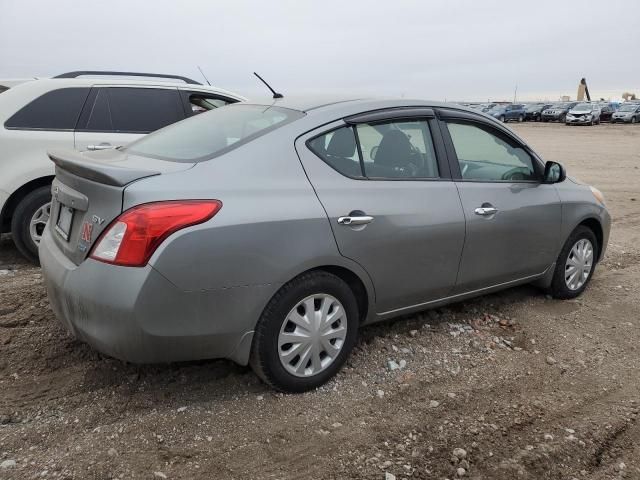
127,104 -> 304,162
573,103 -> 592,111
526,104 -> 542,111
619,104 -> 638,112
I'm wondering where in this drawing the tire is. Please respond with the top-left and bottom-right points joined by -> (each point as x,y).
518,115 -> 524,122
499,115 -> 505,122
559,114 -> 566,123
632,117 -> 637,124
250,271 -> 360,393
10,186 -> 52,264
549,226 -> 598,299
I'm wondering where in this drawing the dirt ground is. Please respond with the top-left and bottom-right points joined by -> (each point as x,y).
1,122 -> 640,480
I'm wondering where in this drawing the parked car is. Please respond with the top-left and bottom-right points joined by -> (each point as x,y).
524,103 -> 552,121
39,98 -> 610,393
541,102 -> 579,122
611,103 -> 640,123
488,103 -> 526,122
0,71 -> 245,263
565,103 -> 601,126
599,104 -> 617,122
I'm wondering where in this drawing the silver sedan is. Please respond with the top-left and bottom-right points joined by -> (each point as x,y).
39,98 -> 611,392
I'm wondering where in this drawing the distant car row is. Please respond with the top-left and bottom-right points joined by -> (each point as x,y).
464,101 -> 640,126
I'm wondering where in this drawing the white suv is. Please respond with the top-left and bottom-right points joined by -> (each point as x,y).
0,71 -> 245,262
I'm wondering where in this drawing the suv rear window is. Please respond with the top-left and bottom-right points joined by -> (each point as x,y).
127,104 -> 304,162
5,88 -> 90,130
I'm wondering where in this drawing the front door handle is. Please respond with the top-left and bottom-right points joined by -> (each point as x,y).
474,206 -> 498,216
87,143 -> 113,151
338,215 -> 374,226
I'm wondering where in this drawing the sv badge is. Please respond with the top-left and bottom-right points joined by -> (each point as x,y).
92,215 -> 105,225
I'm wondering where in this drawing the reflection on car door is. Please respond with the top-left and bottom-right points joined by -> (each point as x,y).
74,86 -> 185,152
296,113 -> 466,315
440,112 -> 562,293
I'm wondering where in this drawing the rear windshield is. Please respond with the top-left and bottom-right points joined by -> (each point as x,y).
127,104 -> 304,162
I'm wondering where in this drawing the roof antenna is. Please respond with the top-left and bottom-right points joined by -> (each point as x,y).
197,66 -> 211,86
253,72 -> 283,99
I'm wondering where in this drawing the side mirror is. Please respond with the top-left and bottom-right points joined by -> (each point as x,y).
543,161 -> 566,184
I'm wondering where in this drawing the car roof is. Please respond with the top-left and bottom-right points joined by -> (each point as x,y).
0,77 -> 246,101
244,96 -> 477,114
236,96 -> 530,145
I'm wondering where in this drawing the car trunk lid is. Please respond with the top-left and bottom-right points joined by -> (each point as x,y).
48,148 -> 194,265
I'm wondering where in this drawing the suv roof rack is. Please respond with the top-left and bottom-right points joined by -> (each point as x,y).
53,71 -> 202,85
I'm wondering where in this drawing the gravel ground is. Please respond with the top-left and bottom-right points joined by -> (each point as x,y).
1,122 -> 639,480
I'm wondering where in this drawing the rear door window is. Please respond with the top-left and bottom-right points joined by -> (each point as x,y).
5,88 -> 90,130
356,120 -> 439,179
107,87 -> 184,133
308,119 -> 440,180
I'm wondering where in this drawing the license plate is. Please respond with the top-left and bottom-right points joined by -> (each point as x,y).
55,205 -> 74,241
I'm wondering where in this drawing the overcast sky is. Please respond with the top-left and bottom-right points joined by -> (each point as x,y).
1,0 -> 639,101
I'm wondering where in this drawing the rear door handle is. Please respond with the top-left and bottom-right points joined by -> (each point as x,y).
87,143 -> 113,151
338,215 -> 374,226
474,207 -> 498,216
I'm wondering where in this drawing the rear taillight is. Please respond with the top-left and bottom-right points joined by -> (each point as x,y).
90,200 -> 222,267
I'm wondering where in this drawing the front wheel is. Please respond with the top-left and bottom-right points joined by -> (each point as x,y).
632,117 -> 637,124
518,115 -> 524,122
499,115 -> 505,122
250,271 -> 359,392
549,226 -> 598,299
11,186 -> 52,264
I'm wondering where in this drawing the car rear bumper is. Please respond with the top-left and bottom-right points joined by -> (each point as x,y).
39,227 -> 271,365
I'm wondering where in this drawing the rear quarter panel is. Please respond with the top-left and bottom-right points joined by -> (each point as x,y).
123,128 -> 375,303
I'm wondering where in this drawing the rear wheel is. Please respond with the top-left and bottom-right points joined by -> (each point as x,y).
550,226 -> 598,299
250,271 -> 359,392
11,186 -> 52,264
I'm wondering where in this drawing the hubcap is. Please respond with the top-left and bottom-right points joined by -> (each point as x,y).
29,202 -> 51,246
565,238 -> 594,291
278,294 -> 347,377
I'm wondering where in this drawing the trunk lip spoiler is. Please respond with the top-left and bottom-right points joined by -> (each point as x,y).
48,149 -> 160,187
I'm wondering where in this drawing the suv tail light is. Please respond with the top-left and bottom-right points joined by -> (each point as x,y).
90,200 -> 222,267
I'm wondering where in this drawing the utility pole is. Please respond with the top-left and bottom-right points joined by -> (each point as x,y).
513,84 -> 518,103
